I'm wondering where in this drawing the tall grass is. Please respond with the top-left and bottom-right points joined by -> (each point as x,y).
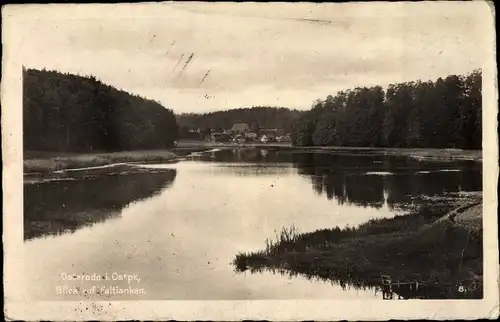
264,224 -> 300,253
233,202 -> 483,299
250,204 -> 457,257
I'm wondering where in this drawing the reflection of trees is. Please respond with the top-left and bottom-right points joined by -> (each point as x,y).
292,153 -> 386,208
291,153 -> 482,209
24,169 -> 177,240
194,148 -> 481,209
459,168 -> 483,192
345,175 -> 385,208
323,169 -> 347,204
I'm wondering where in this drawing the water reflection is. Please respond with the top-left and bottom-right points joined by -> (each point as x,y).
188,148 -> 482,211
290,152 -> 482,210
24,169 -> 177,240
225,149 -> 482,300
238,265 -> 478,299
21,148 -> 482,300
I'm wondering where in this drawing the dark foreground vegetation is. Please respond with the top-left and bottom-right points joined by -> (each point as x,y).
234,200 -> 483,299
291,70 -> 482,150
23,68 -> 179,152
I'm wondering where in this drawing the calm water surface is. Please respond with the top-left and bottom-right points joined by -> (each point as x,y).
21,148 -> 482,300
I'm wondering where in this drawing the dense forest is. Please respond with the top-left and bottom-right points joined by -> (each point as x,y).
23,67 -> 481,151
176,107 -> 302,138
291,70 -> 482,150
23,68 -> 178,152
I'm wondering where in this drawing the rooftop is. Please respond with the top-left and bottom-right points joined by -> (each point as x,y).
231,123 -> 250,131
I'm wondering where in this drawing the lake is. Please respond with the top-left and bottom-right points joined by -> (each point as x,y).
20,148 -> 482,301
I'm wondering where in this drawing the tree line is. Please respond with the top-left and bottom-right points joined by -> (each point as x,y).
291,70 -> 482,150
176,106 -> 302,138
23,68 -> 178,152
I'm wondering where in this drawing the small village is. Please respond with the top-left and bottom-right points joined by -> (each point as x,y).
191,122 -> 293,144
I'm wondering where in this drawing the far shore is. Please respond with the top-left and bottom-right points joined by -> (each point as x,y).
177,140 -> 482,161
24,142 -> 482,174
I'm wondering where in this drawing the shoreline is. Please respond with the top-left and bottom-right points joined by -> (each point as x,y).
233,197 -> 483,299
24,144 -> 482,174
293,146 -> 482,162
23,148 -> 207,174
176,141 -> 482,161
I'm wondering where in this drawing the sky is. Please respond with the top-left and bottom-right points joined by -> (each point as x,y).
13,1 -> 492,113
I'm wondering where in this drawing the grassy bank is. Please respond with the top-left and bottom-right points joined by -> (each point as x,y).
24,150 -> 179,173
234,200 -> 483,299
24,147 -> 215,174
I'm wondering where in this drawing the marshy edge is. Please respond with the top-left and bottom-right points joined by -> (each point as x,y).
233,198 -> 483,299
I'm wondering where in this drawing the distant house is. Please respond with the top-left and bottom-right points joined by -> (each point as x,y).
230,123 -> 250,134
259,128 -> 284,139
245,132 -> 258,140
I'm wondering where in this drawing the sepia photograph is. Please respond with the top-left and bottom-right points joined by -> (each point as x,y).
2,1 -> 498,320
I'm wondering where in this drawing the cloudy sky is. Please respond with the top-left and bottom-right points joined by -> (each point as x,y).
12,1 -> 492,113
